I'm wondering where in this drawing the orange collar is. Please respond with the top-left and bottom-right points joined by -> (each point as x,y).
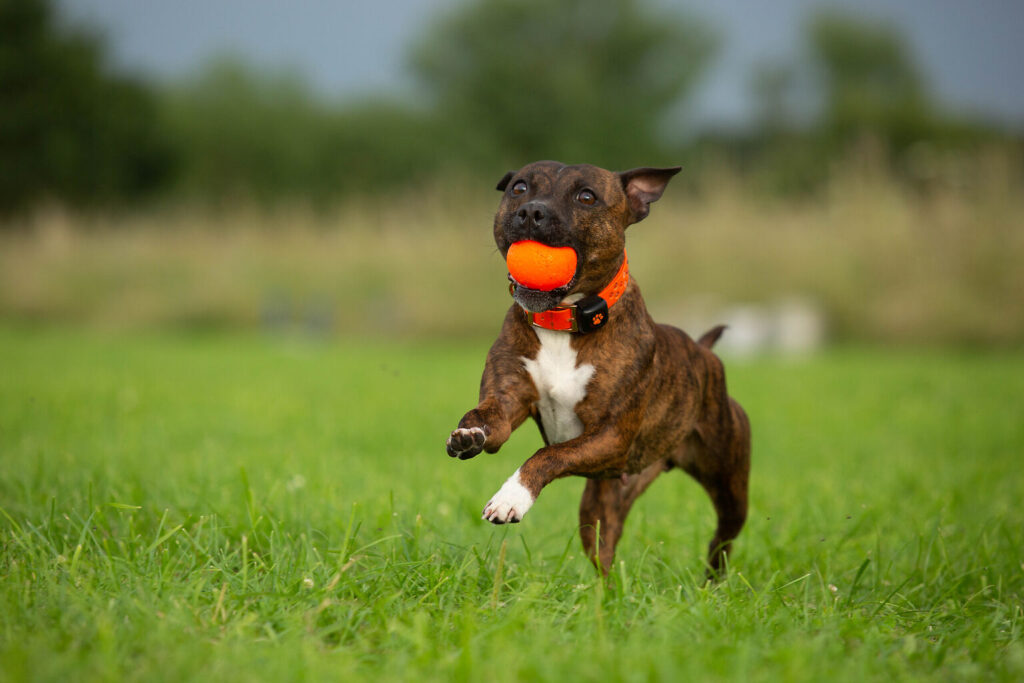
519,252 -> 629,334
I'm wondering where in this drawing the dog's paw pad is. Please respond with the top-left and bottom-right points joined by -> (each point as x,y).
482,470 -> 534,524
447,426 -> 486,459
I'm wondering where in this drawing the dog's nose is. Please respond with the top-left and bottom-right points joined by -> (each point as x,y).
515,201 -> 550,230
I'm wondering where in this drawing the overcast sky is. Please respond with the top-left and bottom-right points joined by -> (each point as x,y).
58,0 -> 1024,130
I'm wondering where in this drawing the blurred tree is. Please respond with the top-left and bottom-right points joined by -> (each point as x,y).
161,59 -> 328,202
737,59 -> 831,194
750,64 -> 799,137
809,11 -> 936,153
735,10 -> 997,195
409,0 -> 716,169
161,58 -> 441,204
0,0 -> 173,215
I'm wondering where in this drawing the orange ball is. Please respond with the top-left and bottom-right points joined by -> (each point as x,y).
506,240 -> 578,291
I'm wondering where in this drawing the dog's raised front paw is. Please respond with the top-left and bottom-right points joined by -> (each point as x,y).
447,426 -> 486,460
482,469 -> 534,524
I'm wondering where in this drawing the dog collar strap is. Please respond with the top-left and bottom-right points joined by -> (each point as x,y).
526,252 -> 629,334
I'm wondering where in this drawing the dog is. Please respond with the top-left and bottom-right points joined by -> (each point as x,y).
446,161 -> 750,575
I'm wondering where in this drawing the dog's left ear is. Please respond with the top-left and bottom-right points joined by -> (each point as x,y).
619,166 -> 681,223
496,171 -> 515,192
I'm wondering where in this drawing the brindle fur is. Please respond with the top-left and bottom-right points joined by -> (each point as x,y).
448,161 -> 751,576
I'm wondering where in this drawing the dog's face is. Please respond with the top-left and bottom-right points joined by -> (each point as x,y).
493,161 -> 680,312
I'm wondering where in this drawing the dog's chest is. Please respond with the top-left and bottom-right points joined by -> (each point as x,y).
521,327 -> 595,444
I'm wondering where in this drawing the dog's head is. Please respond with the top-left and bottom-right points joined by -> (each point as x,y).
493,161 -> 680,312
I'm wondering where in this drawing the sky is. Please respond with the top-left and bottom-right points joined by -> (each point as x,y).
58,0 -> 1024,131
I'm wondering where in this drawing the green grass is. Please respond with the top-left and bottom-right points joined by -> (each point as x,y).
1,325 -> 1022,681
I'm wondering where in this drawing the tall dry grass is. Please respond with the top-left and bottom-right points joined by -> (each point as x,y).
2,157 -> 1021,345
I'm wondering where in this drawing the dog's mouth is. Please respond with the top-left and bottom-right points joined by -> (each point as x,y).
507,276 -> 576,313
502,238 -> 581,312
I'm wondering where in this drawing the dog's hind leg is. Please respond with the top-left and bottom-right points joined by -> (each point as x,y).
579,460 -> 667,574
695,400 -> 750,578
701,471 -> 748,577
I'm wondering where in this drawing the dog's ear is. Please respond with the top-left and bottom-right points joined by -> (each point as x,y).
495,171 -> 515,192
619,166 -> 681,223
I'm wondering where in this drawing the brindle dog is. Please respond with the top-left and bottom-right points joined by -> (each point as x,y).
447,161 -> 750,575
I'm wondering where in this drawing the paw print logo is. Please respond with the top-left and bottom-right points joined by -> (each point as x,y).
591,313 -> 604,326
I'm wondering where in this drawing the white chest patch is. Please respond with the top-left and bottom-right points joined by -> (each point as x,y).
521,327 -> 595,444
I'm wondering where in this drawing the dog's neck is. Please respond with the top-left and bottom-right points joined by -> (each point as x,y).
521,252 -> 629,334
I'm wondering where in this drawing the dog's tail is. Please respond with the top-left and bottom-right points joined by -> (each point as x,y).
697,325 -> 727,349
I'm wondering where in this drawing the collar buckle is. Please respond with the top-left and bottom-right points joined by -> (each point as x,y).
515,251 -> 628,334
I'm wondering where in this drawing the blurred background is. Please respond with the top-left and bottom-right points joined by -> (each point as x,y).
2,0 -> 1021,348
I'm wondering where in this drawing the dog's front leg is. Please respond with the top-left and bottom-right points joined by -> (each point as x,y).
447,396 -> 520,459
482,426 -> 632,524
447,353 -> 538,460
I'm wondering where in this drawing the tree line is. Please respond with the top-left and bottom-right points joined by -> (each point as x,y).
0,0 -> 1014,216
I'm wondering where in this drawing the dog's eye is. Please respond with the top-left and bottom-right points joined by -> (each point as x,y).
577,189 -> 597,205
511,181 -> 528,196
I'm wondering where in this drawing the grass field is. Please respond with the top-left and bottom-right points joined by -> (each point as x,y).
1,324 -> 1022,681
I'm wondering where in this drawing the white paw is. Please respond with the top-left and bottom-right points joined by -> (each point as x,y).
482,469 -> 534,524
447,426 -> 486,459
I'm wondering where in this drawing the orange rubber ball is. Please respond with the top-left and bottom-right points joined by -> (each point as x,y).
506,240 -> 578,291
